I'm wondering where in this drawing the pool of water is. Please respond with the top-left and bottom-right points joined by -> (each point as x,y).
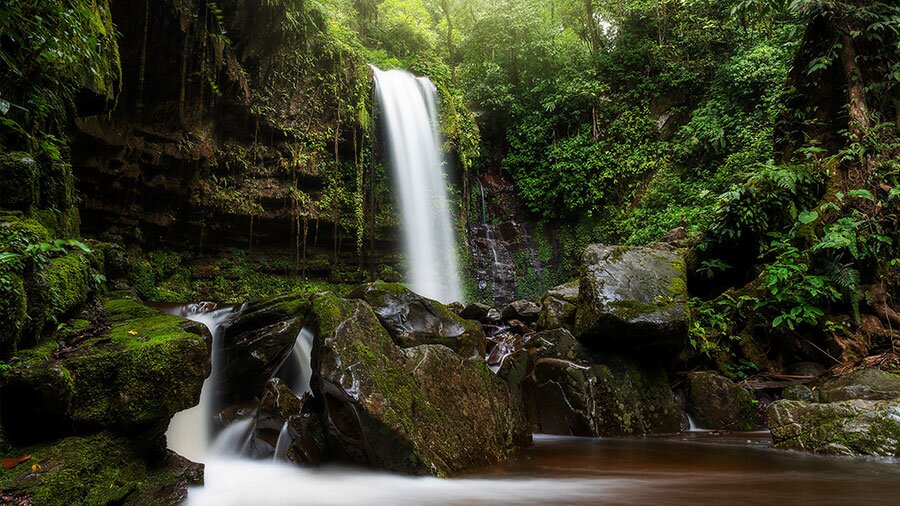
187,431 -> 900,506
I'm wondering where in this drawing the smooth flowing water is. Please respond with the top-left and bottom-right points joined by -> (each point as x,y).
372,66 -> 463,304
186,432 -> 900,506
164,303 -> 236,462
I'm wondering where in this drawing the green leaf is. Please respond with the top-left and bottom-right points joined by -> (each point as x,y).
798,210 -> 818,224
847,189 -> 874,201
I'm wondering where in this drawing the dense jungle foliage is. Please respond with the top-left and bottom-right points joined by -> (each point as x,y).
1,0 -> 898,374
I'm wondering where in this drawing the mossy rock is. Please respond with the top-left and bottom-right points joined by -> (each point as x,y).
536,280 -> 579,330
309,292 -> 529,476
574,245 -> 688,350
0,432 -> 203,506
0,152 -> 39,211
768,398 -> 900,457
819,369 -> 900,402
32,206 -> 80,239
0,299 -> 210,442
44,251 -> 94,318
347,281 -> 486,358
0,214 -> 51,253
528,355 -> 681,437
0,272 -> 27,357
685,371 -> 760,430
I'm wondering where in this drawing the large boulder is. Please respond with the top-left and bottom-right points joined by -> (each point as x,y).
348,282 -> 486,358
768,399 -> 900,457
528,355 -> 681,437
217,293 -> 309,402
574,245 -> 687,349
0,298 -> 209,442
309,293 -> 529,476
685,371 -> 759,430
537,280 -> 579,330
819,369 -> 900,402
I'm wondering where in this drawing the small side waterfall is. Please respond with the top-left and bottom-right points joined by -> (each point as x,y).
165,304 -> 235,462
165,304 -> 315,463
372,66 -> 463,304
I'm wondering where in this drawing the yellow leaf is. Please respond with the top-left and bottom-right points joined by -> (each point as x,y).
128,330 -> 138,336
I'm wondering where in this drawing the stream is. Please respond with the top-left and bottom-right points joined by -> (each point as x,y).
187,432 -> 900,506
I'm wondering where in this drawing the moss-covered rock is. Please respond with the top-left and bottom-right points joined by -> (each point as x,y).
309,292 -> 529,476
819,369 -> 900,402
768,398 -> 900,457
685,371 -> 760,430
44,252 -> 94,318
0,152 -> 39,211
537,280 -> 579,330
0,214 -> 52,252
32,206 -> 80,239
0,432 -> 203,506
347,281 -> 486,358
574,245 -> 688,350
0,298 -> 209,442
0,272 -> 27,357
527,355 -> 681,436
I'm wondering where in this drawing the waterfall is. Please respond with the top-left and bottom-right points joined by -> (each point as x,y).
165,304 -> 235,463
372,66 -> 463,304
276,327 -> 315,397
165,303 -> 316,463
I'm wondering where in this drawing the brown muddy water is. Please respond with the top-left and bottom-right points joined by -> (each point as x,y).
186,432 -> 900,506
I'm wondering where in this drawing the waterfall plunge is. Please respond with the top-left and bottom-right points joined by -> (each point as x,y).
372,67 -> 463,304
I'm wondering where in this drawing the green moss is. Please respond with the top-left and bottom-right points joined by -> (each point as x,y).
0,272 -> 27,357
44,252 -> 93,318
0,152 -> 39,211
0,432 -> 196,506
608,299 -> 664,320
1,298 -> 208,436
32,207 -> 80,239
0,215 -> 51,253
667,275 -> 688,298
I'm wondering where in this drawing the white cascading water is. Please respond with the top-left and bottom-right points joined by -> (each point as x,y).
372,66 -> 463,304
165,305 -> 235,462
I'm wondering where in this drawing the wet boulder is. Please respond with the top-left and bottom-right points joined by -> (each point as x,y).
217,293 -> 309,402
459,302 -> 494,322
768,399 -> 900,457
348,282 -> 486,358
286,409 -> 327,466
537,280 -> 579,330
309,293 -> 529,476
526,328 -> 590,362
502,300 -> 541,323
685,371 -> 760,430
528,355 -> 681,437
0,298 -> 209,442
256,378 -> 304,431
818,369 -> 900,403
574,245 -> 687,349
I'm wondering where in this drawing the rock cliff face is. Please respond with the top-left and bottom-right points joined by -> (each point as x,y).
71,0 -> 400,285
